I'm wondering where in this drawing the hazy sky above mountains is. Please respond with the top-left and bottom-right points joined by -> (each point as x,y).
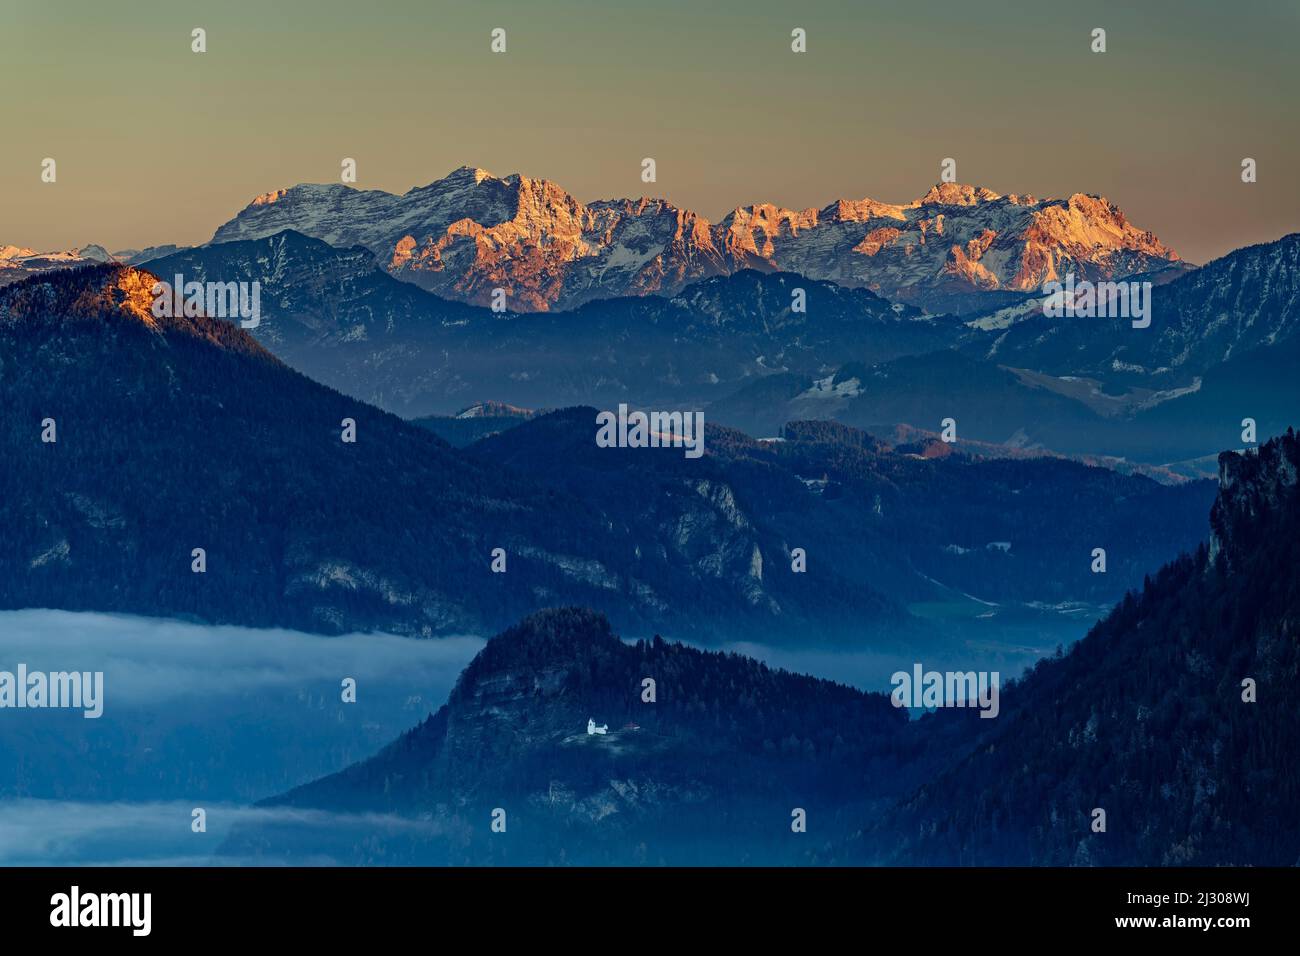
2,0 -> 1296,264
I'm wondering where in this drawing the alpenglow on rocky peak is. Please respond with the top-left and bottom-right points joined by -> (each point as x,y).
211,167 -> 1180,313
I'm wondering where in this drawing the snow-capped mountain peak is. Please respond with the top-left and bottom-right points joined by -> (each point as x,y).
207,168 -> 1182,313
0,243 -> 120,287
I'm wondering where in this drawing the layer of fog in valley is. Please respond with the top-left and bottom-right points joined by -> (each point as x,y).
0,609 -> 480,864
720,598 -> 1102,694
0,604 -> 1097,864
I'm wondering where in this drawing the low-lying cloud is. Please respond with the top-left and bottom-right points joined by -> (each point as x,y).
0,799 -> 446,866
0,608 -> 483,703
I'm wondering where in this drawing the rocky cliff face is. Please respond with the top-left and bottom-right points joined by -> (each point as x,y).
210,167 -> 1179,313
1210,428 -> 1300,565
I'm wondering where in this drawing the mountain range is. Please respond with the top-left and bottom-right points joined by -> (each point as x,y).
134,225 -> 1300,467
9,166 -> 1295,470
207,167 -> 1182,314
963,232 -> 1300,387
0,242 -> 117,287
7,161 -> 1298,868
142,231 -> 954,417
0,264 -> 1213,652
709,233 -> 1300,463
3,264 -> 856,642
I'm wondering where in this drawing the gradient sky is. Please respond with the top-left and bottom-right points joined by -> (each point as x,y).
2,0 -> 1296,264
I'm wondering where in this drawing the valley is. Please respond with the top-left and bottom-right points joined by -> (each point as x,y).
2,154 -> 1296,872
